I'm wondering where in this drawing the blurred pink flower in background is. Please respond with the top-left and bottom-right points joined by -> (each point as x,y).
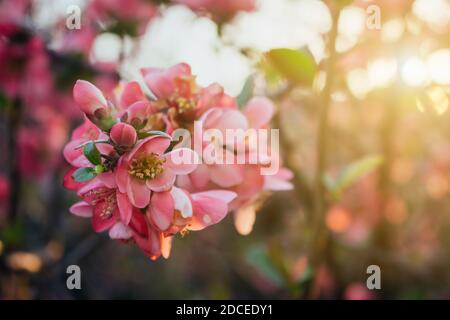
176,0 -> 255,23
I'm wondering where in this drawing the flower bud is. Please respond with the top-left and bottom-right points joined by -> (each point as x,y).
73,80 -> 117,131
110,122 -> 137,148
73,80 -> 108,115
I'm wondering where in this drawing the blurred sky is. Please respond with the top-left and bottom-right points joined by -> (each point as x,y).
33,0 -> 450,95
121,0 -> 332,95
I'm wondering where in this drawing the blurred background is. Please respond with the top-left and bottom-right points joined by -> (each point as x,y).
0,0 -> 450,299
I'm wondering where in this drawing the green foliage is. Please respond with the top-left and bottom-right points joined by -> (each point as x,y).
246,245 -> 285,287
324,155 -> 384,200
72,167 -> 97,182
237,75 -> 254,108
83,142 -> 102,166
264,48 -> 317,86
0,219 -> 25,245
0,90 -> 11,110
106,20 -> 138,37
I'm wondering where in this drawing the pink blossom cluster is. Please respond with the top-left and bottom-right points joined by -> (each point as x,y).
64,63 -> 292,260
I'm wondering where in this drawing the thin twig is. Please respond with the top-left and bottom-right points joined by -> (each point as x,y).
7,98 -> 22,223
306,6 -> 341,298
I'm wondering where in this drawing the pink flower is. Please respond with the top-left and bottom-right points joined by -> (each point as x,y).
116,80 -> 147,110
244,96 -> 274,129
0,175 -> 9,219
70,173 -> 133,235
128,209 -> 171,260
344,283 -> 376,300
182,107 -> 248,189
140,63 -> 237,130
141,63 -> 192,99
115,135 -> 198,208
110,122 -> 137,148
87,0 -> 158,36
64,63 -> 292,258
147,186 -> 236,233
63,118 -> 112,169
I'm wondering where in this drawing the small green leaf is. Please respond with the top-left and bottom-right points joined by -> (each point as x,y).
0,219 -> 25,245
237,75 -> 254,108
83,142 -> 102,165
72,167 -> 97,182
138,130 -> 172,140
0,90 -> 11,110
265,48 -> 317,86
326,155 -> 384,200
94,164 -> 105,174
246,245 -> 285,287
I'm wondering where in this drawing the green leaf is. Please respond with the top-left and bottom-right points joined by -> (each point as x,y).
72,167 -> 97,182
0,219 -> 25,245
246,245 -> 285,287
0,90 -> 11,110
237,75 -> 254,108
138,130 -> 172,140
83,142 -> 102,165
325,155 -> 384,200
265,48 -> 317,86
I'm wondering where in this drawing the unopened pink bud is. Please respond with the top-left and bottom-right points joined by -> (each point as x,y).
73,80 -> 108,116
110,123 -> 137,147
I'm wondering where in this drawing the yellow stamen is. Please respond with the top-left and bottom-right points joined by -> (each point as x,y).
128,153 -> 165,180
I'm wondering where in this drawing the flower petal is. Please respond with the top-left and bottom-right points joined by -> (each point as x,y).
244,96 -> 274,129
127,178 -> 151,208
263,167 -> 294,191
189,164 -> 210,189
63,139 -> 91,168
109,222 -> 133,239
73,80 -> 108,115
97,172 -> 116,189
127,135 -> 171,161
160,235 -> 173,259
63,167 -> 85,191
163,148 -> 198,174
141,63 -> 191,98
148,191 -> 174,231
115,157 -> 129,193
193,190 -> 237,203
145,169 -> 176,192
92,204 -> 117,233
119,81 -> 145,109
117,191 -> 132,224
234,204 -> 256,236
69,201 -> 93,218
189,192 -> 230,231
209,163 -> 244,188
170,187 -> 193,218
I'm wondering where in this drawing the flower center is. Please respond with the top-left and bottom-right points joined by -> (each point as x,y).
128,153 -> 165,180
101,194 -> 116,219
174,97 -> 196,114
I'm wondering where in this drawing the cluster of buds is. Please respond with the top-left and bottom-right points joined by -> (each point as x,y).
63,63 -> 292,260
